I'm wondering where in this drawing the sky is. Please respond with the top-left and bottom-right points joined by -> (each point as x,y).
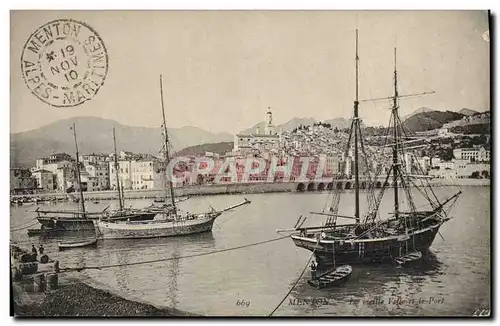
10,10 -> 490,134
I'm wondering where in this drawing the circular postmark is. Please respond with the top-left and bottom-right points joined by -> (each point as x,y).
20,19 -> 108,107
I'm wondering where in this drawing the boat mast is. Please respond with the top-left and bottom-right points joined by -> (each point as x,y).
392,47 -> 399,218
72,123 -> 86,216
159,75 -> 177,214
112,127 -> 124,211
353,29 -> 360,224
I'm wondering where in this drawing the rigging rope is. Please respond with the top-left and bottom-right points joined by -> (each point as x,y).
10,217 -> 38,230
323,118 -> 356,224
357,121 -> 378,218
397,114 -> 443,207
364,110 -> 396,224
268,239 -> 319,316
60,235 -> 290,272
10,220 -> 40,232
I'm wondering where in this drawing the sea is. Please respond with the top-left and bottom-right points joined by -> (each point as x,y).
10,185 -> 490,316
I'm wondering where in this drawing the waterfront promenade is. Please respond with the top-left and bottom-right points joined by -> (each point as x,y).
11,178 -> 489,201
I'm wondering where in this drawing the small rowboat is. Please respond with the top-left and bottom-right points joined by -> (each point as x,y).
394,251 -> 422,266
308,265 -> 352,289
58,238 -> 98,251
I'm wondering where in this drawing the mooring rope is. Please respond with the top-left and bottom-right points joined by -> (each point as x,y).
10,217 -> 38,229
268,239 -> 320,316
10,220 -> 40,232
61,235 -> 291,272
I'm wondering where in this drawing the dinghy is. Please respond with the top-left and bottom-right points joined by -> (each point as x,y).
394,251 -> 422,266
308,265 -> 353,289
58,238 -> 98,251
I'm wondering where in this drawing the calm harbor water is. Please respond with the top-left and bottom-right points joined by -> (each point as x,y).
10,186 -> 490,316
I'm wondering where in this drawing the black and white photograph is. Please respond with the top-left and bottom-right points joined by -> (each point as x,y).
8,10 -> 491,317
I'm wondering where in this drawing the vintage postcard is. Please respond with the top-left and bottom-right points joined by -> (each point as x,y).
9,10 -> 491,317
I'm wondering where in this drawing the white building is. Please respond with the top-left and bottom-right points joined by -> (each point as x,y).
453,147 -> 490,163
431,157 -> 441,168
456,162 -> 490,178
428,167 -> 457,179
54,167 -> 75,192
233,108 -> 280,155
109,160 -> 133,190
438,161 -> 455,170
33,159 -> 73,174
416,156 -> 431,173
85,163 -> 110,191
130,159 -> 167,190
80,153 -> 109,166
32,169 -> 54,191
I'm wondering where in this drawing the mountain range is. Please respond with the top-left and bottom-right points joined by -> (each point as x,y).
458,108 -> 480,116
10,117 -> 232,168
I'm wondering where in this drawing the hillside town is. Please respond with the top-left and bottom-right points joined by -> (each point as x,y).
10,109 -> 490,195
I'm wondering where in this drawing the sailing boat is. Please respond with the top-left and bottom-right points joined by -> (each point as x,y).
286,30 -> 461,267
99,128 -> 157,222
93,75 -> 251,240
35,123 -> 97,231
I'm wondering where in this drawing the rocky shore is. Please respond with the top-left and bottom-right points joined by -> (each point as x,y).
12,278 -> 194,317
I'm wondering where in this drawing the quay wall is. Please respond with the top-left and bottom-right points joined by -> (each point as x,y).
11,178 -> 489,201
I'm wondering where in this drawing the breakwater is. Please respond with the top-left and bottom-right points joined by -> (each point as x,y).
11,178 -> 489,201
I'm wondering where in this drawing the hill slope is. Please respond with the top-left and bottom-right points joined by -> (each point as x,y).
240,117 -> 316,135
459,108 -> 479,116
175,141 -> 234,157
10,117 -> 232,168
240,117 -> 351,134
403,110 -> 465,132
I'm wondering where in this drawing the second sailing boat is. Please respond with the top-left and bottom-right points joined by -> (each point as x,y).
100,127 -> 157,222
94,75 -> 251,240
35,123 -> 96,231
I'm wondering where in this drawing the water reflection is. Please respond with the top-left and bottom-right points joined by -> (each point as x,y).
10,188 -> 490,316
115,248 -> 129,292
289,249 -> 444,316
167,250 -> 180,308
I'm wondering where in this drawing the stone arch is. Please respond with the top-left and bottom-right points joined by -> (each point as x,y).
307,183 -> 316,191
327,182 -> 334,190
336,182 -> 343,190
297,183 -> 306,192
317,183 -> 325,191
345,182 -> 352,189
375,181 -> 382,188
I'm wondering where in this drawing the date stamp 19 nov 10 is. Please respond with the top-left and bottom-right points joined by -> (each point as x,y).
20,19 -> 108,107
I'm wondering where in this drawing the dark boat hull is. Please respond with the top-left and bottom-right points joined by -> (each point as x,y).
37,217 -> 95,231
36,212 -> 156,231
292,224 -> 441,267
308,273 -> 351,288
